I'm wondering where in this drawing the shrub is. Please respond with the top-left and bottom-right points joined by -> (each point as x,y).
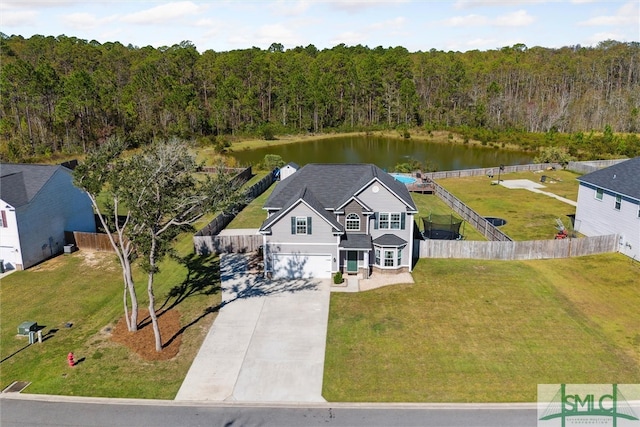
333,271 -> 344,284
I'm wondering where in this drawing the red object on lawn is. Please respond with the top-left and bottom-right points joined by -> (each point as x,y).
67,352 -> 75,367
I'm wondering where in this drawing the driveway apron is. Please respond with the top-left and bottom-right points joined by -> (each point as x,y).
175,253 -> 330,402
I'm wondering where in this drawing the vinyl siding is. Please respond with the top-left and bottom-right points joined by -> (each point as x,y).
575,183 -> 640,260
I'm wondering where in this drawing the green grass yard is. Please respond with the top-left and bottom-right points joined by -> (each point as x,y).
323,254 -> 640,402
437,169 -> 582,240
0,232 -> 221,399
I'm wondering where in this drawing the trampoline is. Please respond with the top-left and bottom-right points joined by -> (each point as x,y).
422,214 -> 464,240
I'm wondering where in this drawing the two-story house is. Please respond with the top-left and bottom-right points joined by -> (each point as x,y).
0,163 -> 96,270
574,156 -> 640,261
258,163 -> 418,279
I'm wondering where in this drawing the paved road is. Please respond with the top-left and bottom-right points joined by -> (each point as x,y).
176,253 -> 330,402
0,394 -> 538,427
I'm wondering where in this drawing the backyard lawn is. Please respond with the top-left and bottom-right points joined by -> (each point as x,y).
436,169 -> 582,240
323,253 -> 640,402
0,229 -> 221,399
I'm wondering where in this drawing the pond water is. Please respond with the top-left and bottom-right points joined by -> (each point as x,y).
229,135 -> 534,170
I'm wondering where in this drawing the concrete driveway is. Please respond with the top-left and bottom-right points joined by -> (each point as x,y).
175,253 -> 330,403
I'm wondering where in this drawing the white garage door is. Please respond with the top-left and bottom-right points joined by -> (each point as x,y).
272,253 -> 332,279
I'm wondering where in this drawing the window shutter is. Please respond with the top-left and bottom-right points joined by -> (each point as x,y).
401,212 -> 406,230
374,213 -> 378,229
307,217 -> 312,234
1,210 -> 6,228
291,217 -> 296,234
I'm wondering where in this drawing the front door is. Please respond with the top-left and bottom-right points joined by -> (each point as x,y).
347,251 -> 358,273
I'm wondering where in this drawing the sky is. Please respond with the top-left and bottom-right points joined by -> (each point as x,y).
1,0 -> 638,53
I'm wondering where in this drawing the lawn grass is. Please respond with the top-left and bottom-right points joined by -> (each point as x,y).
323,253 -> 640,402
0,232 -> 221,398
411,192 -> 486,241
227,182 -> 275,229
437,169 -> 581,240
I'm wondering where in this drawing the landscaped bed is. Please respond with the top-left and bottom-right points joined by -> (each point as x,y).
323,253 -> 640,402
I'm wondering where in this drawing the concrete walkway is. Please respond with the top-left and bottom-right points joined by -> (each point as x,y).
498,179 -> 577,207
175,253 -> 330,403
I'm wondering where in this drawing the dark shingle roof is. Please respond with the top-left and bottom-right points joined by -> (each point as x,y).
577,157 -> 640,201
285,162 -> 300,169
1,163 -> 63,207
264,163 -> 417,211
339,234 -> 372,250
372,234 -> 408,247
260,186 -> 343,232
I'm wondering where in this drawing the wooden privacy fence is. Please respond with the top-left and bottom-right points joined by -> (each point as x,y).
194,170 -> 276,255
566,159 -> 628,174
417,234 -> 618,260
194,234 -> 262,255
432,181 -> 512,242
421,163 -> 560,180
65,231 -> 117,252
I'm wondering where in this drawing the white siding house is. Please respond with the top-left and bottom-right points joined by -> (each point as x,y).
574,156 -> 640,261
0,163 -> 96,270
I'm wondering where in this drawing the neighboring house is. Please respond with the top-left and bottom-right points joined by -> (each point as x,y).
0,163 -> 96,270
574,156 -> 640,261
279,162 -> 299,181
259,163 -> 418,279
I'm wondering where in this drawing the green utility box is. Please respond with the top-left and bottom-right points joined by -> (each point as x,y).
18,321 -> 38,336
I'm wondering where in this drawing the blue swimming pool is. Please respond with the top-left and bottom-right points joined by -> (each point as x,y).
390,174 -> 417,184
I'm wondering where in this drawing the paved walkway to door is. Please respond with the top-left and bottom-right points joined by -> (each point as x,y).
175,253 -> 330,402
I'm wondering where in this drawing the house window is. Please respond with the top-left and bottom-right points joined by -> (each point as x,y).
384,250 -> 394,267
376,212 -> 405,230
291,216 -> 312,235
346,213 -> 360,231
615,195 -> 622,210
390,213 -> 401,229
0,210 -> 6,228
374,246 -> 406,268
595,188 -> 603,201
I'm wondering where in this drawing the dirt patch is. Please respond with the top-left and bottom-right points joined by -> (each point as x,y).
111,309 -> 182,361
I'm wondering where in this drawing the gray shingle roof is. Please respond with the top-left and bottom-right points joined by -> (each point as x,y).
339,234 -> 372,250
260,186 -> 344,232
577,156 -> 640,201
1,163 -> 63,207
373,234 -> 407,247
264,163 -> 417,211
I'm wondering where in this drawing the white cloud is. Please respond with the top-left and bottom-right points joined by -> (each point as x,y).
494,9 -> 535,26
578,1 -> 639,26
0,10 -> 38,26
442,14 -> 488,26
584,31 -> 627,45
466,37 -> 497,47
369,16 -> 407,30
454,0 -> 550,9
269,0 -> 313,17
329,0 -> 411,13
62,12 -> 118,31
330,30 -> 366,45
121,1 -> 204,25
0,0 -> 77,9
255,23 -> 297,45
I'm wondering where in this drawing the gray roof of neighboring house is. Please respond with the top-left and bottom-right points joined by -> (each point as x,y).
284,162 -> 300,169
264,163 -> 417,212
260,186 -> 344,233
577,156 -> 640,201
0,163 -> 65,208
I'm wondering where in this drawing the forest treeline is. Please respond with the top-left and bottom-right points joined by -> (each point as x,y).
1,34 -> 639,161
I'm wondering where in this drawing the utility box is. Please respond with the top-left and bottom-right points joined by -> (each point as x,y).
18,321 -> 38,336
